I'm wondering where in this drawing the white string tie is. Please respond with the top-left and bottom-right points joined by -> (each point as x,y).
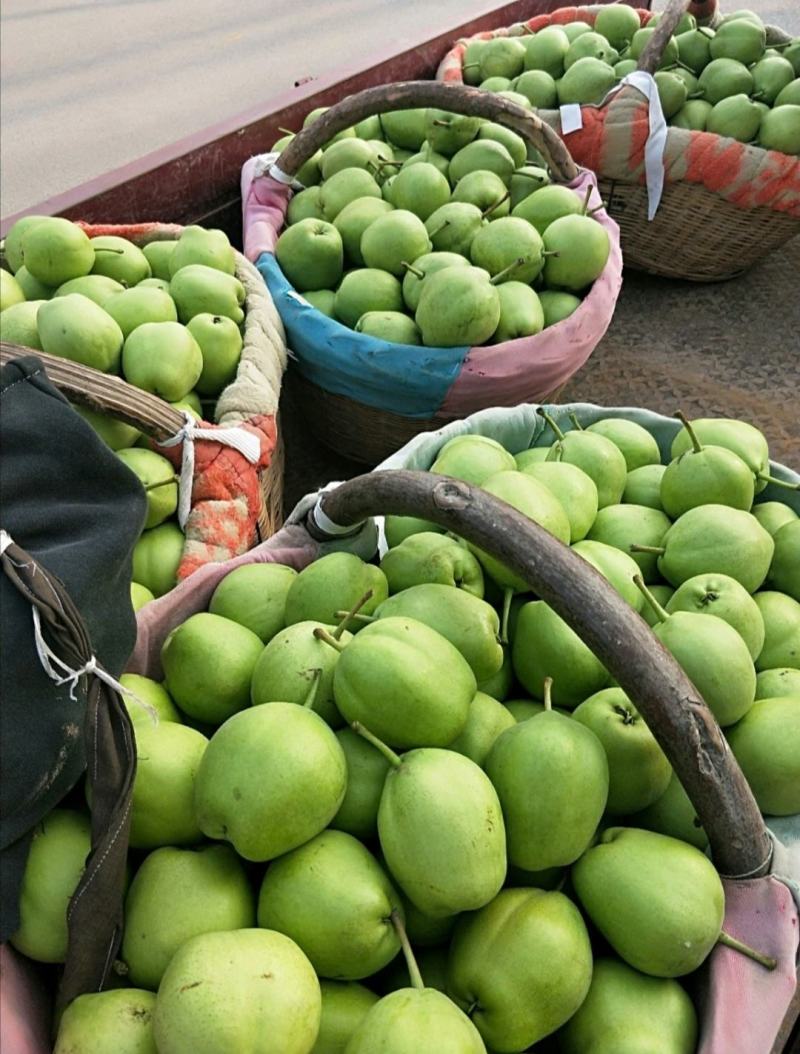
0,529 -> 13,556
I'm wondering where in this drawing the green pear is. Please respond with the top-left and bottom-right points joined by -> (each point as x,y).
331,617 -> 475,747
186,312 -> 243,395
173,388 -> 202,416
431,434 -> 515,485
752,500 -> 798,537
37,294 -> 123,372
623,463 -> 666,510
401,251 -> 470,312
449,140 -> 516,185
505,698 -> 546,722
143,240 -> 177,281
451,170 -> 511,218
0,299 -> 43,349
304,105 -> 355,141
571,539 -> 645,613
374,740 -> 506,916
514,446 -> 549,468
639,584 -> 674,628
129,721 -> 207,848
329,726 -> 391,839
480,37 -> 526,80
510,165 -> 551,209
756,667 -> 800,699
710,17 -> 766,64
448,690 -> 516,767
767,520 -> 800,600
585,418 -> 661,471
140,280 -> 174,296
539,289 -> 581,327
595,4 -> 641,49
3,214 -> 49,273
476,124 -> 528,171
104,286 -> 178,338
514,69 -> 558,108
424,202 -> 485,255
666,573 -> 765,660
194,700 -> 346,861
287,185 -> 325,225
655,71 -> 689,119
354,114 -> 382,137
320,168 -> 383,221
559,957 -> 698,1054
463,38 -> 489,85
305,289 -> 337,316
542,411 -> 628,508
565,31 -> 617,69
707,93 -> 763,142
512,184 -> 582,234
637,771 -> 708,850
573,827 -> 726,977
361,210 -> 431,276
587,504 -> 671,583
346,985 -> 485,1053
334,269 -> 403,327
698,58 -> 754,104
557,57 -> 616,105
471,217 -> 545,284
523,26 -> 570,77
119,673 -> 181,726
379,109 -> 429,150
314,981 -> 379,1054
782,38 -> 800,76
117,448 -> 177,528
727,695 -> 800,815
629,27 -> 679,66
755,591 -> 800,671
276,218 -> 343,291
759,105 -> 800,154
650,10 -> 697,33
257,829 -> 402,979
208,562 -> 297,642
54,989 -> 157,1054
400,895 -> 457,949
572,688 -> 672,814
0,268 -> 25,312
132,522 -> 184,597
21,217 -> 94,285
775,78 -> 800,106
402,142 -> 450,177
250,620 -> 352,727
122,321 -> 203,400
676,27 -> 714,73
13,265 -> 56,300
170,264 -> 245,324
91,235 -> 151,285
162,612 -> 263,724
334,197 -> 394,266
614,58 -> 639,80
122,844 -> 254,989
373,583 -> 502,683
320,139 -> 379,180
485,692 -> 608,868
130,581 -> 156,612
153,929 -> 321,1054
55,273 -> 125,305
424,109 -> 481,156
447,887 -> 593,1051
543,213 -> 611,290
169,226 -> 234,276
644,505 -> 775,592
10,809 -> 90,962
493,282 -> 544,342
751,55 -> 795,105
521,461 -> 599,542
284,552 -> 387,628
381,531 -> 484,596
513,600 -> 609,706
670,416 -> 775,493
415,266 -> 500,347
479,645 -> 513,701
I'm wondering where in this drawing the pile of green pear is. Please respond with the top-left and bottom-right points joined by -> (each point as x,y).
272,103 -> 611,347
1,217 -> 248,605
13,411 -> 795,1053
461,5 -> 800,153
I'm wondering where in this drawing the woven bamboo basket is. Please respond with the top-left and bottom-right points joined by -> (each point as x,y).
264,81 -> 621,466
437,0 -> 800,281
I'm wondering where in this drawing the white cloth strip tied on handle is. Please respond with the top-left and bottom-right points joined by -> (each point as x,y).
0,529 -> 13,557
251,151 -> 306,191
559,71 -> 668,220
156,411 -> 262,529
310,487 -> 367,537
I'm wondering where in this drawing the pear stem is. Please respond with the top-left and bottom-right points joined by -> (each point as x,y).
490,257 -> 525,285
303,668 -> 322,709
335,610 -> 375,623
632,573 -> 669,623
427,219 -> 451,240
278,127 -> 295,136
757,473 -> 799,492
674,411 -> 703,454
351,722 -> 402,768
142,475 -> 180,492
333,589 -> 374,639
718,930 -> 777,971
543,676 -> 553,712
568,411 -> 584,431
313,626 -> 347,652
462,61 -> 482,70
500,587 -> 513,644
536,407 -> 566,442
581,184 -> 594,216
390,909 -> 425,990
630,544 -> 666,555
401,261 -> 426,279
432,119 -> 451,127
482,191 -> 510,218
93,247 -> 125,255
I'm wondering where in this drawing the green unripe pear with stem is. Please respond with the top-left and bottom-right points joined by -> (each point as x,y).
661,411 -> 755,517
707,94 -> 764,143
514,69 -> 558,108
752,500 -> 798,537
639,584 -> 674,628
287,185 -> 325,226
522,26 -> 570,78
557,57 -> 616,105
470,216 -> 546,284
587,503 -> 671,583
54,274 -> 125,305
767,520 -> 800,601
595,4 -> 641,50
38,294 -> 124,373
633,575 -> 756,726
571,538 -> 645,612
564,31 -> 617,69
424,109 -> 482,156
543,211 -> 611,291
539,289 -> 581,327
676,27 -> 715,73
401,142 -> 450,177
539,408 -> 628,508
698,58 -> 754,105
424,202 -> 485,255
355,311 -> 421,344
637,771 -> 708,850
0,300 -> 44,350
400,252 -> 470,312
519,461 -> 598,543
754,591 -> 800,671
478,122 -> 528,169
726,695 -> 800,816
431,434 -> 516,485
361,210 -> 431,276
319,168 -> 382,221
329,725 -> 392,840
53,989 -> 158,1053
320,139 -> 379,181
669,417 -> 787,496
630,27 -> 679,67
509,164 -> 551,209
334,269 -> 404,328
480,37 -> 526,80
388,164 -> 451,221
449,140 -> 516,185
585,417 -> 661,471
756,667 -> 800,699
276,218 -> 343,292
209,562 -> 296,644
380,530 -> 484,597
759,104 -> 800,154
284,552 -> 387,630
451,170 -> 511,218
671,98 -> 714,131
462,39 -> 489,85
710,17 -> 766,65
415,265 -> 500,347
117,448 -> 178,528
751,55 -> 795,105
666,573 -> 765,660
775,79 -> 800,107
20,217 -> 95,286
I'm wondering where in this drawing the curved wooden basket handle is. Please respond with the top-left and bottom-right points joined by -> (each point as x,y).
276,80 -> 579,185
0,343 -> 185,441
316,470 -> 771,879
638,0 -> 693,73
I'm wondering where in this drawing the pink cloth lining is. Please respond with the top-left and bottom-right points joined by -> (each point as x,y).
0,945 -> 51,1054
241,157 -> 292,264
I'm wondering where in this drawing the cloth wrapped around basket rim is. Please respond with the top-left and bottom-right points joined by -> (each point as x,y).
75,222 -> 287,579
436,7 -> 800,220
241,157 -> 622,420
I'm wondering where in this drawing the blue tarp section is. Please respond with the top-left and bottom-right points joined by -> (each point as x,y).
258,252 -> 470,419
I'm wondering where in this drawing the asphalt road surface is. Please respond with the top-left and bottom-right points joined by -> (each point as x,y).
1,0 -> 798,218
